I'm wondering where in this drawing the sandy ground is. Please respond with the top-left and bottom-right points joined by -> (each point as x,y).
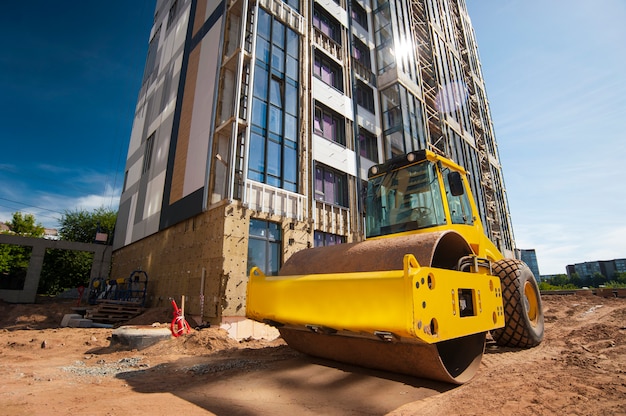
0,294 -> 624,415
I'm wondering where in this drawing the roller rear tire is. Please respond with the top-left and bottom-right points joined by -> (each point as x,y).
491,258 -> 544,348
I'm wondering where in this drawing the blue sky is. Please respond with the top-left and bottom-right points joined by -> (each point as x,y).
1,1 -> 625,275
467,0 -> 626,273
0,2 -> 153,227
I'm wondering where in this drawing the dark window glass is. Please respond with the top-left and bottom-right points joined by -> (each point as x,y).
314,231 -> 346,247
315,164 -> 348,207
248,219 -> 282,276
314,51 -> 343,91
356,80 -> 374,112
313,6 -> 341,44
351,1 -> 368,30
249,9 -> 299,192
142,133 -> 155,174
313,103 -> 345,145
358,129 -> 378,161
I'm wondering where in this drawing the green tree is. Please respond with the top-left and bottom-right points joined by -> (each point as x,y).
590,272 -> 607,288
547,274 -> 569,287
38,208 -> 117,295
58,207 -> 116,244
7,212 -> 45,237
0,212 -> 45,289
612,272 -> 626,285
569,272 -> 583,288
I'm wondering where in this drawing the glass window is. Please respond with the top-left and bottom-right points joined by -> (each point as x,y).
266,139 -> 281,176
251,98 -> 267,128
273,20 -> 285,47
283,143 -> 297,188
271,47 -> 285,73
256,38 -> 270,63
313,6 -> 341,44
286,56 -> 298,80
284,114 -> 297,141
285,0 -> 299,12
269,105 -> 283,135
287,28 -> 299,57
314,51 -> 343,91
314,231 -> 346,247
249,132 -> 266,173
443,167 -> 474,225
366,161 -> 446,238
269,78 -> 282,106
257,9 -> 271,39
313,103 -> 345,145
358,129 -> 378,161
253,66 -> 268,99
249,9 -> 299,191
142,133 -> 154,174
315,164 -> 348,207
248,219 -> 282,276
351,1 -> 368,30
285,82 -> 298,113
356,80 -> 374,112
352,37 -> 370,67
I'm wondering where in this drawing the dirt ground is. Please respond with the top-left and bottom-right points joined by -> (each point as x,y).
0,294 -> 624,416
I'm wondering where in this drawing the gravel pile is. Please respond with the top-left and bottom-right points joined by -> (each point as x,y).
61,356 -> 149,378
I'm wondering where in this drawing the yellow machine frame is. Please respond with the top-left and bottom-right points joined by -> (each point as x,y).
248,253 -> 504,344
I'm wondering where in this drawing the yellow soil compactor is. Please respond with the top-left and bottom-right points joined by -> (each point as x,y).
247,150 -> 544,384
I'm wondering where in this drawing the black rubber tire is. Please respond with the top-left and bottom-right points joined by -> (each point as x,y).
491,258 -> 544,348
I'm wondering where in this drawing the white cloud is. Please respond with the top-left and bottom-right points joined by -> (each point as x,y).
0,183 -> 121,229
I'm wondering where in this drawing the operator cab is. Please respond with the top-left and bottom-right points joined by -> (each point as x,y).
366,150 -> 474,239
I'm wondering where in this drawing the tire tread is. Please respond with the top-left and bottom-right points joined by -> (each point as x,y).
491,259 -> 543,348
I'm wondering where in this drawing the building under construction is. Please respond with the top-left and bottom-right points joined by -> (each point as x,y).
112,0 -> 515,337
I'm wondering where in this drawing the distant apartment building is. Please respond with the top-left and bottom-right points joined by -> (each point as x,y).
112,0 -> 517,336
516,248 -> 541,281
566,258 -> 626,281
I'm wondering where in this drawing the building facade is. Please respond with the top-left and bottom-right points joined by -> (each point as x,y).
112,0 -> 516,337
566,258 -> 626,281
516,248 -> 541,281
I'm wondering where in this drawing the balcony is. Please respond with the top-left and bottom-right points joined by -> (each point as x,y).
244,180 -> 306,221
258,0 -> 305,34
315,200 -> 351,236
312,27 -> 343,62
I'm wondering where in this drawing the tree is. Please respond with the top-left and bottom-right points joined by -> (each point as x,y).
59,207 -> 116,244
38,208 -> 117,295
7,212 -> 45,237
569,273 -> 583,288
612,272 -> 626,285
590,272 -> 607,288
0,212 -> 45,290
547,274 -> 569,287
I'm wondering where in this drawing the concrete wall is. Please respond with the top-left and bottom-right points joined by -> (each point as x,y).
0,234 -> 112,303
111,200 -> 310,333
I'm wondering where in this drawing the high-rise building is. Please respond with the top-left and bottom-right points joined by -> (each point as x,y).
516,249 -> 541,281
112,0 -> 516,337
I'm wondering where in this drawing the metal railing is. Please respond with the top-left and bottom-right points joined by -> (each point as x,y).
244,180 -> 306,221
315,200 -> 351,236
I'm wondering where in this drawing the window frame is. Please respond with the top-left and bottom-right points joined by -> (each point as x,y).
315,163 -> 348,207
248,219 -> 282,276
313,102 -> 346,145
314,50 -> 344,92
248,8 -> 300,193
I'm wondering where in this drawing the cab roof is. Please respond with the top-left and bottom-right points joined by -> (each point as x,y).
367,149 -> 467,179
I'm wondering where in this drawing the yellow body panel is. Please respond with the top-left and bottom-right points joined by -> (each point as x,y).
247,255 -> 504,344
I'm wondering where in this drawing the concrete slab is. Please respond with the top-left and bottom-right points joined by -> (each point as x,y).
68,318 -> 94,328
61,314 -> 83,327
111,325 -> 172,350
